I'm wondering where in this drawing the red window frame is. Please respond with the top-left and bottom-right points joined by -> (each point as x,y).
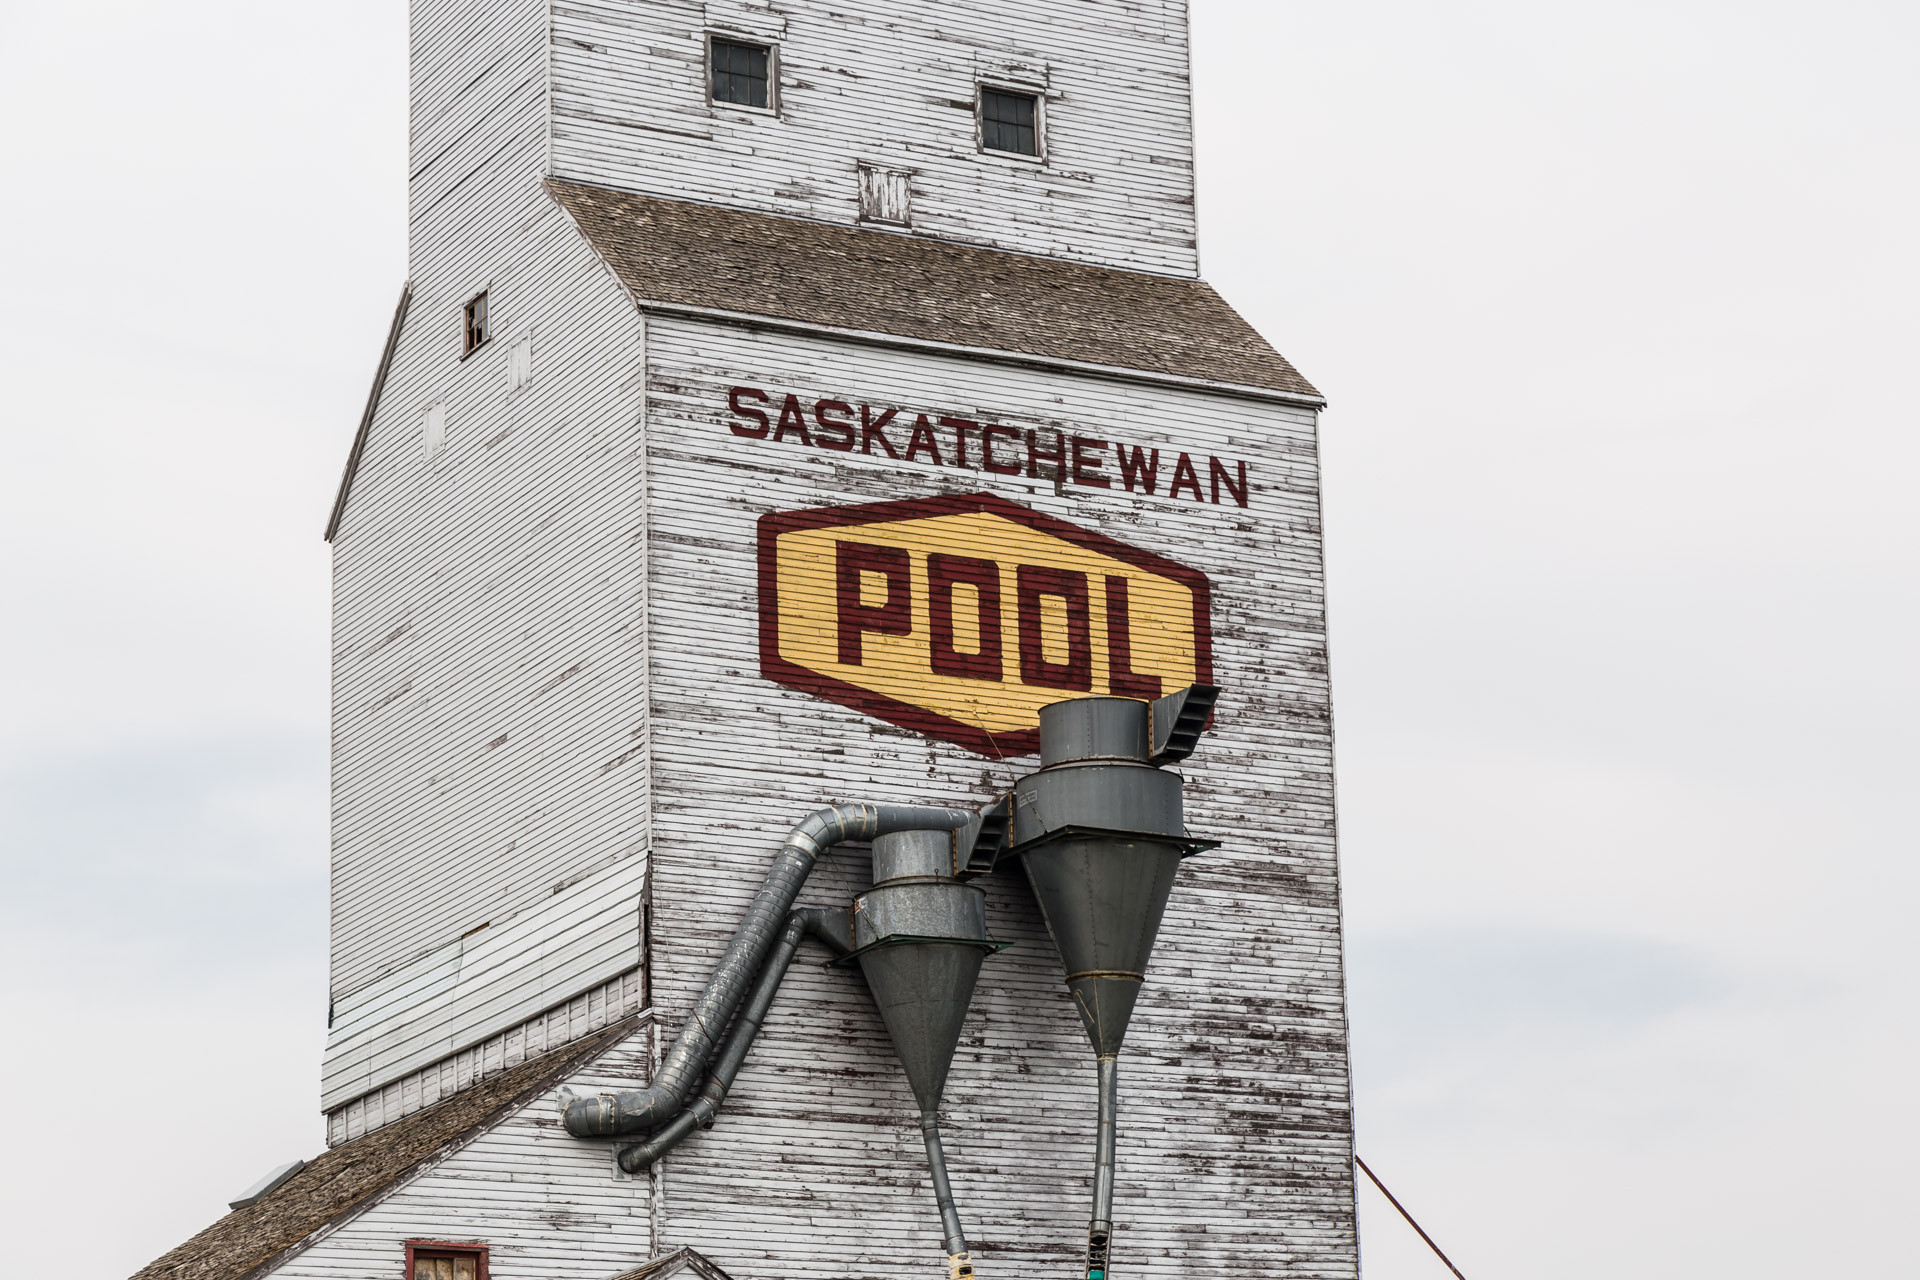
405,1240 -> 490,1280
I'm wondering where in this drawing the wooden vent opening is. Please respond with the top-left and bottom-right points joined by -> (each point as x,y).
407,1241 -> 489,1280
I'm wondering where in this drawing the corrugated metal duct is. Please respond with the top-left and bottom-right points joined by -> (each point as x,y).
566,806 -> 999,1280
562,803 -> 974,1140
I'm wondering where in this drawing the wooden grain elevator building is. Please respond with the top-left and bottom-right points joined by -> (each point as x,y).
136,2 -> 1357,1277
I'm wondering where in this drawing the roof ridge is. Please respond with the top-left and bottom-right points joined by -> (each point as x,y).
607,1245 -> 740,1280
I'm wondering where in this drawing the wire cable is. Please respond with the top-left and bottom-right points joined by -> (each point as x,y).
1355,1154 -> 1468,1280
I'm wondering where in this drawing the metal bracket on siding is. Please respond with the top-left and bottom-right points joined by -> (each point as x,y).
1149,684 -> 1220,765
952,795 -> 1013,878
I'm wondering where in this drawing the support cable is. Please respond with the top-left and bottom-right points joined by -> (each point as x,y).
1354,1155 -> 1468,1280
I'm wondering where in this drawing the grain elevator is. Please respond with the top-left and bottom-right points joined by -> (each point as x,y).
136,2 -> 1356,1278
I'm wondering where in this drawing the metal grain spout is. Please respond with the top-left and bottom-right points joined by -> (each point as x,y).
1011,688 -> 1220,1280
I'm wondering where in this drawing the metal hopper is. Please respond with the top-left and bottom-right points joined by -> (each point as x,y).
565,805 -> 1004,1280
1009,688 -> 1219,1280
837,827 -> 1008,1280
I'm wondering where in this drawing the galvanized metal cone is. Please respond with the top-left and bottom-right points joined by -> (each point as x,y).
857,941 -> 989,1114
1021,834 -> 1185,1057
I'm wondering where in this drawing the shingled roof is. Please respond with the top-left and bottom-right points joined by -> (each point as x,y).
547,179 -> 1321,402
132,1018 -> 638,1280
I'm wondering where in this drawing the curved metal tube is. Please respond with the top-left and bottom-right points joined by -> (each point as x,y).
616,907 -> 849,1171
566,803 -> 971,1139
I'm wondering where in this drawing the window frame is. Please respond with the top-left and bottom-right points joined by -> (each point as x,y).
976,83 -> 1045,162
705,33 -> 778,115
405,1240 -> 490,1280
461,291 -> 490,359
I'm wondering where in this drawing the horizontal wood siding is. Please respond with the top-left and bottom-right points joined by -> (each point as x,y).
328,971 -> 647,1146
639,317 -> 1355,1278
279,1033 -> 660,1278
324,858 -> 648,1112
548,0 -> 1200,276
295,2 -> 1351,1273
328,0 -> 648,1049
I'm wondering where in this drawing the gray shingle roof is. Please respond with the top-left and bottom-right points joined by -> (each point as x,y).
131,1018 -> 638,1280
547,178 -> 1321,402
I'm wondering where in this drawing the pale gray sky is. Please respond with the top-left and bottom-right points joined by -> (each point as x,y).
1,1 -> 1913,1276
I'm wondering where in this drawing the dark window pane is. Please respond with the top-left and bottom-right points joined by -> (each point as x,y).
711,39 -> 770,109
981,88 -> 1038,155
464,292 -> 488,354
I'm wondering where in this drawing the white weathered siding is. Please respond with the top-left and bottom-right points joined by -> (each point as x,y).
548,0 -> 1200,276
306,2 -> 1353,1274
323,856 -> 647,1113
327,0 -> 649,1079
635,316 -> 1354,1278
278,1033 -> 660,1278
328,972 -> 647,1146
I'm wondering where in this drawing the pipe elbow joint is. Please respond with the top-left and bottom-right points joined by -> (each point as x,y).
786,802 -> 975,859
786,802 -> 882,856
798,906 -> 853,956
564,1087 -> 675,1137
562,1094 -> 620,1137
615,1108 -> 702,1174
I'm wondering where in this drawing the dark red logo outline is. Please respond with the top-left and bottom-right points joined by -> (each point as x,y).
757,491 -> 1214,759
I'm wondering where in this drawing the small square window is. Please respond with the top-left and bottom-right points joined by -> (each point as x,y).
406,1241 -> 488,1280
980,87 -> 1039,157
462,292 -> 490,357
710,38 -> 771,110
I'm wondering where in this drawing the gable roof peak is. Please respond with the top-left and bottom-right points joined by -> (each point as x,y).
609,1245 -> 739,1280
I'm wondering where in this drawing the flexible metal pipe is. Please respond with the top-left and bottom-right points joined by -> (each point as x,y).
565,803 -> 972,1139
615,908 -> 849,1171
618,899 -> 978,1278
1086,1055 -> 1119,1280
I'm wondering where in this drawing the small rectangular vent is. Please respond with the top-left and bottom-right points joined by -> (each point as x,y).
858,163 -> 911,225
422,402 -> 448,462
507,335 -> 532,392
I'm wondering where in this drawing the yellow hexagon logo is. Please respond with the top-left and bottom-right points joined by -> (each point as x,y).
758,493 -> 1213,758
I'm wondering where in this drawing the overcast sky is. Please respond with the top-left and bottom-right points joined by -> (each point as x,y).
1,1 -> 1914,1276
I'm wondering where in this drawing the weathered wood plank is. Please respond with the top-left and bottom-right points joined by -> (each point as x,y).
635,317 -> 1354,1278
548,0 -> 1201,276
310,0 -> 1355,1275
